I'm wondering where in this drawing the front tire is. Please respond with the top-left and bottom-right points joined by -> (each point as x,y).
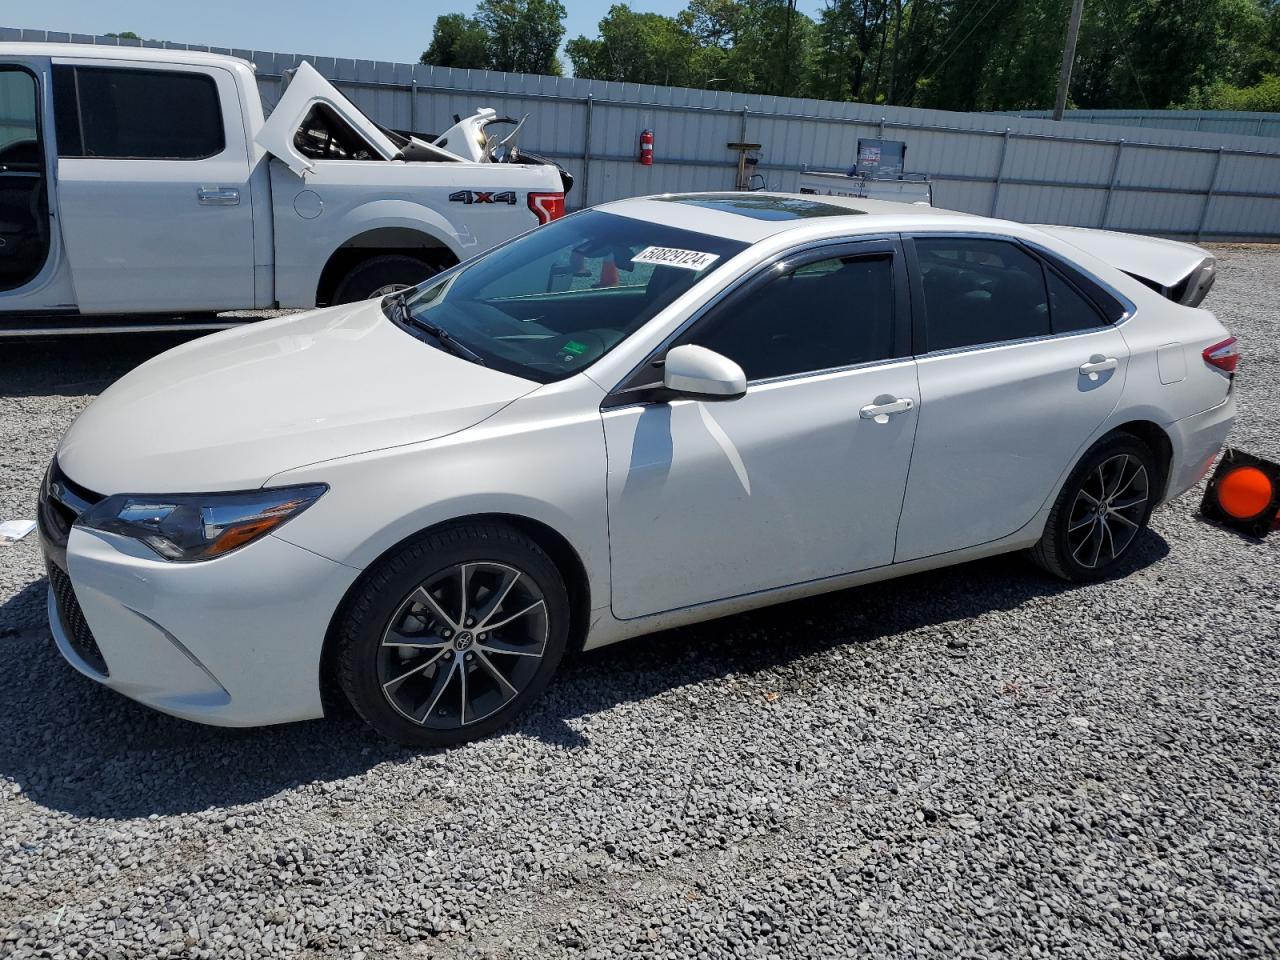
336,522 -> 569,747
1031,432 -> 1158,582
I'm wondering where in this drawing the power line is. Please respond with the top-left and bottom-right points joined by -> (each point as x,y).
1098,0 -> 1151,108
914,0 -> 996,83
921,0 -> 1008,83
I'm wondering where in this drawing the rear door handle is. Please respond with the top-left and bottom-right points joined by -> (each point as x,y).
860,396 -> 914,423
1079,355 -> 1118,380
197,186 -> 240,205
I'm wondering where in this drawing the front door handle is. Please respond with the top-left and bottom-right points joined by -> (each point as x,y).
1079,355 -> 1118,380
860,396 -> 914,423
197,186 -> 240,205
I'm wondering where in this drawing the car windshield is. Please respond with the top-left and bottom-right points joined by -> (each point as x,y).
390,210 -> 748,383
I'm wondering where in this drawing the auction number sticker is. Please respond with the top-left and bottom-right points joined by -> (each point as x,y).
631,246 -> 721,271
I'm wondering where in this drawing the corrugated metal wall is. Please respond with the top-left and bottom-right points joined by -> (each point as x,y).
999,109 -> 1280,140
5,27 -> 1280,241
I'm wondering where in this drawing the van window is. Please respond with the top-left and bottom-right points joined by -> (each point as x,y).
52,66 -> 225,160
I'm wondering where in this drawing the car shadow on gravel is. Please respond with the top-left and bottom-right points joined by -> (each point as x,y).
0,531 -> 1168,820
0,333 -> 208,398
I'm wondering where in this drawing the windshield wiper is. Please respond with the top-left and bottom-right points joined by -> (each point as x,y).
383,292 -> 487,367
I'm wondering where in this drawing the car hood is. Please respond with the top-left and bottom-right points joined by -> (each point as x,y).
57,302 -> 537,494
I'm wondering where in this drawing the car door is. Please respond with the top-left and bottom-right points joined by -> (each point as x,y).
51,59 -> 255,313
893,233 -> 1131,562
601,238 -> 920,620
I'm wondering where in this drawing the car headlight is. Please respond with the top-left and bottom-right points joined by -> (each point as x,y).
77,484 -> 327,562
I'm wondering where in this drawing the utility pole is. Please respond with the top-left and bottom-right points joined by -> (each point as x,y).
1053,0 -> 1085,120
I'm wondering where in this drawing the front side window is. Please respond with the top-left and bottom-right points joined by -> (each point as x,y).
684,252 -> 898,381
52,66 -> 224,160
916,237 -> 1049,351
394,210 -> 746,383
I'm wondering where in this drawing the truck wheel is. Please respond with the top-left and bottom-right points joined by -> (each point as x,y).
333,255 -> 439,303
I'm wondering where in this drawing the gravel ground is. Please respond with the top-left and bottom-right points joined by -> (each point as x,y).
1,247 -> 1277,959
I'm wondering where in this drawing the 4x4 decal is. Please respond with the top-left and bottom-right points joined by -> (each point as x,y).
449,190 -> 517,205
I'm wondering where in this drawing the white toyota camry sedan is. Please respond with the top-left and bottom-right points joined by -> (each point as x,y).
40,194 -> 1237,745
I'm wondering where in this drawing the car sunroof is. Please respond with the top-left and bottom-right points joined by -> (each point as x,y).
657,194 -> 862,221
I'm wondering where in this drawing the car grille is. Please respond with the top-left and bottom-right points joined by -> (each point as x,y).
47,561 -> 109,677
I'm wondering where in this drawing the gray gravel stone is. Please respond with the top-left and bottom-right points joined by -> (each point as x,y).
0,247 -> 1277,959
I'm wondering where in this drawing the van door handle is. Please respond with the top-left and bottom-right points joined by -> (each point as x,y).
860,396 -> 914,423
197,186 -> 240,205
1079,355 -> 1118,380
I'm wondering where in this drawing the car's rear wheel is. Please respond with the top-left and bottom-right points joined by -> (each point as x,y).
1031,432 -> 1158,582
335,522 -> 569,747
333,254 -> 440,304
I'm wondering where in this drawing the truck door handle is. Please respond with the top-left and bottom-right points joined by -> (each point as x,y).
1079,355 -> 1118,380
197,186 -> 240,205
859,396 -> 914,422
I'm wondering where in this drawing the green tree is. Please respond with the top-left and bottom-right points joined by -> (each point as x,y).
106,31 -> 142,40
420,13 -> 491,69
566,5 -> 701,85
477,0 -> 567,75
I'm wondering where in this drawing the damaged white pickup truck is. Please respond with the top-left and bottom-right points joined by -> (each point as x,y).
0,44 -> 570,333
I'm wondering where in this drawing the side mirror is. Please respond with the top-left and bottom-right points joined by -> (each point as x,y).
662,344 -> 747,401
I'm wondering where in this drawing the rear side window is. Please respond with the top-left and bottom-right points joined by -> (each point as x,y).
52,66 -> 224,160
686,252 -> 897,381
916,237 -> 1049,351
1046,268 -> 1106,333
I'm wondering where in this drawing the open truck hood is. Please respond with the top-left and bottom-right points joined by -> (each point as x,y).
256,62 -> 513,177
1033,224 -> 1216,306
254,62 -> 404,177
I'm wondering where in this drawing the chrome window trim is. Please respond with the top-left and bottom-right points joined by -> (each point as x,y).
915,322 -> 1124,362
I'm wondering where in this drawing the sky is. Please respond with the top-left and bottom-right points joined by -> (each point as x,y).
13,1 -> 827,68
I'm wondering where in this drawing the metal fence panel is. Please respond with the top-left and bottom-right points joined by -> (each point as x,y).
4,26 -> 1280,240
1003,109 -> 1280,140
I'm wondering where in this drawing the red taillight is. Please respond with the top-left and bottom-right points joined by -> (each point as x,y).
528,192 -> 565,225
1203,337 -> 1239,373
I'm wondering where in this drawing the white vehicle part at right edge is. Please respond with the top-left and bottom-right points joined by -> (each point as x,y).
603,360 -> 920,620
254,61 -> 400,177
894,324 -> 1130,562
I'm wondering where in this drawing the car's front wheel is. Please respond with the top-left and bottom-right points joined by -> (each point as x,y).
336,522 -> 569,747
1031,432 -> 1159,582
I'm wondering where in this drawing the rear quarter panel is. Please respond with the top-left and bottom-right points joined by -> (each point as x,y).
270,160 -> 562,307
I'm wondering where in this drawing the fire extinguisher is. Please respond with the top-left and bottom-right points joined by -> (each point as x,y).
639,128 -> 654,166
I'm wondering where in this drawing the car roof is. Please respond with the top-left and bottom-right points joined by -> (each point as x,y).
598,192 -> 972,243
0,42 -> 251,71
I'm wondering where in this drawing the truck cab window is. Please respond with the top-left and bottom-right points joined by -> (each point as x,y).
52,66 -> 224,160
293,104 -> 382,161
0,65 -> 49,292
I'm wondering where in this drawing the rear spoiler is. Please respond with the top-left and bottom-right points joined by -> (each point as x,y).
1033,225 -> 1216,307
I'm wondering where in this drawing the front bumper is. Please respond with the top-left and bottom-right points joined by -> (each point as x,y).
39,470 -> 361,727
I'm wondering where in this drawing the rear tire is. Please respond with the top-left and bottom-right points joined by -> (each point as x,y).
335,522 -> 569,747
333,254 -> 439,304
1031,432 -> 1158,582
